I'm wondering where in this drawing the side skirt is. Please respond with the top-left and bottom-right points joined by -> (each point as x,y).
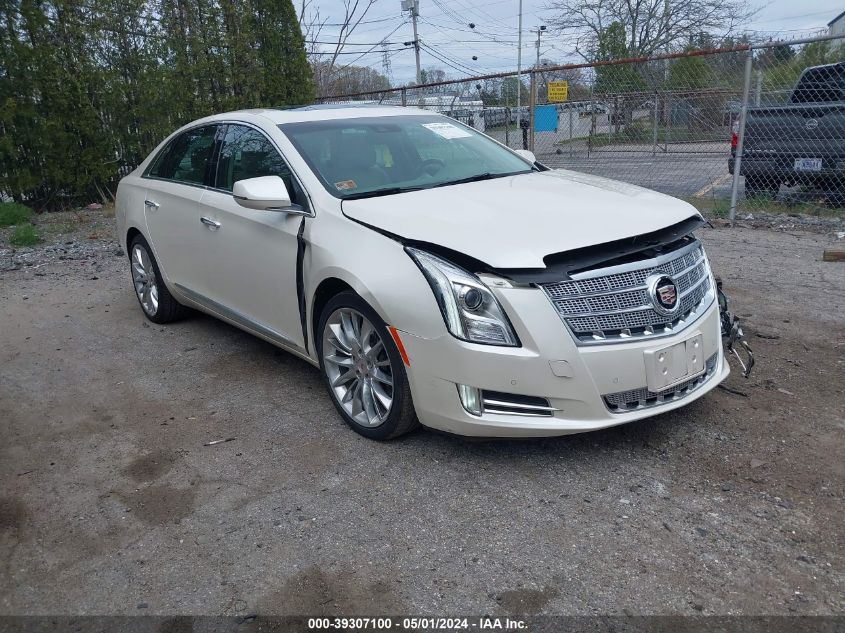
173,283 -> 319,368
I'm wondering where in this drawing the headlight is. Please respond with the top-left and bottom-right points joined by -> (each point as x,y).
406,247 -> 519,346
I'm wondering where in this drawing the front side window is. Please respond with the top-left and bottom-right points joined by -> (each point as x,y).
148,125 -> 217,184
215,125 -> 300,203
279,115 -> 533,199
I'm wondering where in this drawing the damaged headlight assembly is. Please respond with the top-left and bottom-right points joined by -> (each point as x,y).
406,247 -> 519,347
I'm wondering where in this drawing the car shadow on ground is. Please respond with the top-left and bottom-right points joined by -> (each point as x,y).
184,305 -> 710,465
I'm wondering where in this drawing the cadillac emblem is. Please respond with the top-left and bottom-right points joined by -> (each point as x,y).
648,274 -> 679,315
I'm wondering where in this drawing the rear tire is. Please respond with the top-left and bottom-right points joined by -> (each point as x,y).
129,234 -> 188,324
317,291 -> 419,440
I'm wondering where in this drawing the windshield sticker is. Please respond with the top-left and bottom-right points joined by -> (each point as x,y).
421,122 -> 472,139
334,179 -> 357,191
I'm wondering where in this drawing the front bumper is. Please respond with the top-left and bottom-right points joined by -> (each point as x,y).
399,288 -> 728,438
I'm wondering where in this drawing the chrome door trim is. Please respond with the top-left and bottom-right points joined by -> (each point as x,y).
173,283 -> 316,365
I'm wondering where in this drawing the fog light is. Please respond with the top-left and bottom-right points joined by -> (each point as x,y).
457,384 -> 483,416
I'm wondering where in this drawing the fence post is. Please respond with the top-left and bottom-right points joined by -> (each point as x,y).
729,48 -> 754,226
401,87 -> 407,107
754,70 -> 762,106
529,71 -> 537,152
588,88 -> 595,158
665,92 -> 671,150
652,92 -> 658,156
505,107 -> 510,147
569,108 -> 573,158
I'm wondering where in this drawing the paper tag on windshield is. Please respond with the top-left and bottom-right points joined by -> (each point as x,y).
421,122 -> 472,139
334,179 -> 357,191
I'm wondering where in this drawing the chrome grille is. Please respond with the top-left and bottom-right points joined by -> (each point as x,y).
540,241 -> 714,345
603,353 -> 719,412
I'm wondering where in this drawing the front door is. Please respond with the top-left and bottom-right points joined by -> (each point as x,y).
196,124 -> 307,349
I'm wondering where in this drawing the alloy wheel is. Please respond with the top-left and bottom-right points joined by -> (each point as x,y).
322,308 -> 395,427
131,244 -> 159,317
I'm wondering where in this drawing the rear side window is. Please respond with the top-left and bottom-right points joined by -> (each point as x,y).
215,124 -> 303,206
148,126 -> 218,184
790,64 -> 845,103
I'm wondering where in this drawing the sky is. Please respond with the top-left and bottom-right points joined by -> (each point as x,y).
305,0 -> 845,85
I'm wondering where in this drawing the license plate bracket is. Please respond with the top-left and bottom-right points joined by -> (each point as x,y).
644,333 -> 705,392
794,158 -> 822,172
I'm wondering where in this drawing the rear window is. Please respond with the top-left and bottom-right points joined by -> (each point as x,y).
790,64 -> 845,104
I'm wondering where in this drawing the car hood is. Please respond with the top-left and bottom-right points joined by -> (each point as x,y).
342,170 -> 702,269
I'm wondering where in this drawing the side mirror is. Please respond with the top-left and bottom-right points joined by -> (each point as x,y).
232,176 -> 293,211
514,149 -> 536,163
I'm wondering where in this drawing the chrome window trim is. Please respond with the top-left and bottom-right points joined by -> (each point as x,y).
141,119 -> 316,218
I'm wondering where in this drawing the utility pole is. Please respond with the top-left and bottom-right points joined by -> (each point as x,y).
535,25 -> 546,100
401,0 -> 422,84
516,0 -> 522,118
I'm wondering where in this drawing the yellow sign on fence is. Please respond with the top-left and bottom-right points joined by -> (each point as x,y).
547,80 -> 568,103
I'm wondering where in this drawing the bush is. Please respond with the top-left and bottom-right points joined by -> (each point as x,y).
0,202 -> 33,227
9,224 -> 40,247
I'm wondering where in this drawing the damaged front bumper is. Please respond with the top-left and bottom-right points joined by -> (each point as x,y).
716,277 -> 755,378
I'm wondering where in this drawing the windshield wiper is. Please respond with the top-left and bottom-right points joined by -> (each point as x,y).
431,170 -> 528,189
342,186 -> 425,200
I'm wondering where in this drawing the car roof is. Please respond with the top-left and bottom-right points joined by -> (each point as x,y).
190,105 -> 439,127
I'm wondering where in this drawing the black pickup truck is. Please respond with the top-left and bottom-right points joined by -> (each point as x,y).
729,61 -> 845,201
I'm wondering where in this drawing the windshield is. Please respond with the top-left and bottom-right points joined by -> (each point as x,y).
279,115 -> 533,199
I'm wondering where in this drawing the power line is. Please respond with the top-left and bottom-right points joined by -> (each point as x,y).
329,20 -> 409,76
419,42 -> 476,76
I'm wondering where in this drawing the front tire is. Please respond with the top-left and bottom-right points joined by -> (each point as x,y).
129,235 -> 188,324
317,291 -> 419,440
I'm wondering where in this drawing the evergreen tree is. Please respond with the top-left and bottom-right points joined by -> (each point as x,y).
0,0 -> 314,208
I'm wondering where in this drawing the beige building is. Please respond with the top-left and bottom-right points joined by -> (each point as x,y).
828,9 -> 845,38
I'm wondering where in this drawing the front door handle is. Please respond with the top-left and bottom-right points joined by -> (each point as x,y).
200,216 -> 221,230
144,199 -> 159,209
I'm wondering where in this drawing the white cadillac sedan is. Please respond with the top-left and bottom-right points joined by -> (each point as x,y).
116,105 -> 731,440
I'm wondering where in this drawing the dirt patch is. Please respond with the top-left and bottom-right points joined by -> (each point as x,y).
257,566 -> 404,615
116,485 -> 197,526
122,450 -> 180,483
0,497 -> 29,533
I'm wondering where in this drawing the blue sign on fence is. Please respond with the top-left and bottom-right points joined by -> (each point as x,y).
534,105 -> 557,132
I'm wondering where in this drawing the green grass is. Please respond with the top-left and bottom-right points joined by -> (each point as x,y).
9,224 -> 40,247
687,196 -> 845,219
0,202 -> 33,227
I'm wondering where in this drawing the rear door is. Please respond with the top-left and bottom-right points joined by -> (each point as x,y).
195,123 -> 308,349
142,125 -> 219,291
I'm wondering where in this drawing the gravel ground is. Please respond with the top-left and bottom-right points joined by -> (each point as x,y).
0,211 -> 843,617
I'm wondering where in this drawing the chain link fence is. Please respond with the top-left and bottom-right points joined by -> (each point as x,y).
317,34 -> 845,220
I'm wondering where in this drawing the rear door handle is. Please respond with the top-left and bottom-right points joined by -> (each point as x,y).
200,216 -> 221,230
144,199 -> 159,209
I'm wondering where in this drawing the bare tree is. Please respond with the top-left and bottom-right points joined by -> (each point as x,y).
299,0 -> 379,94
546,0 -> 758,60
